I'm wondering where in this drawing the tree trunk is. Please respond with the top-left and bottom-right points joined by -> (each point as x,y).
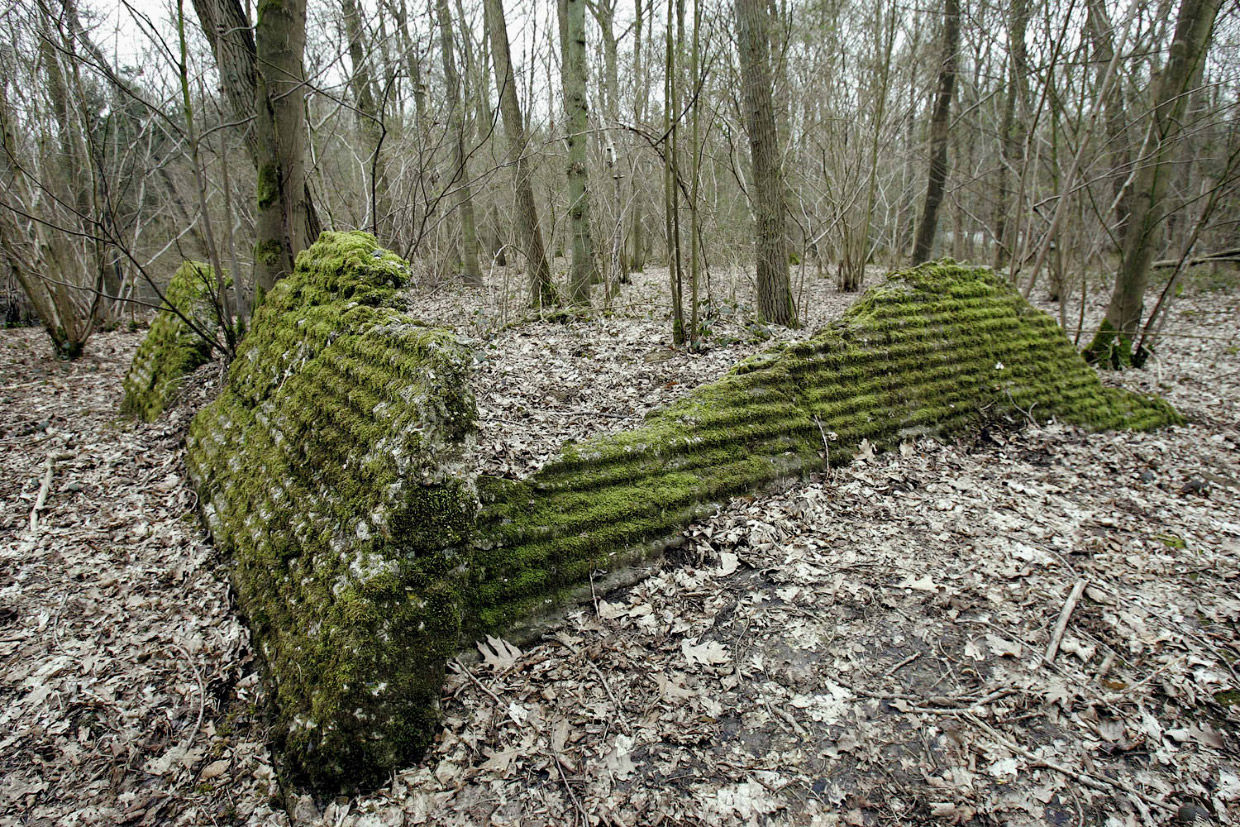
1085,0 -> 1134,249
1085,0 -> 1223,367
436,0 -> 482,286
910,0 -> 960,265
734,0 -> 796,327
193,0 -> 320,257
560,0 -> 597,304
483,0 -> 556,307
993,0 -> 1029,271
664,0 -> 685,343
626,0 -> 648,277
341,0 -> 392,240
253,0 -> 310,292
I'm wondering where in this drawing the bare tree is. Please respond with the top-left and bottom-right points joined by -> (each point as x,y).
341,0 -> 391,241
435,0 -> 483,287
191,0 -> 321,258
484,0 -> 556,307
1085,0 -> 1224,367
734,0 -> 796,326
993,0 -> 1029,270
910,0 -> 961,265
559,0 -> 598,304
253,0 -> 311,292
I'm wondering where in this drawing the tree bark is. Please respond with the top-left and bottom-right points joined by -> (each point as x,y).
910,0 -> 960,265
435,0 -> 482,286
341,0 -> 392,240
253,0 -> 310,292
664,0 -> 684,343
626,0 -> 648,275
1085,0 -> 1134,249
993,0 -> 1028,271
483,0 -> 556,307
734,0 -> 796,327
560,0 -> 597,304
1085,0 -> 1223,367
192,0 -> 320,261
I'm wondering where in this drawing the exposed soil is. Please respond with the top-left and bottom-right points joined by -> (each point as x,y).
2,266 -> 1238,826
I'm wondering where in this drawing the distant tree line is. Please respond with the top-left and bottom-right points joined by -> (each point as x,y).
0,0 -> 1236,365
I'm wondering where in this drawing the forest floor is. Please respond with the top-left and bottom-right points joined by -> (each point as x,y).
1,264 -> 1239,827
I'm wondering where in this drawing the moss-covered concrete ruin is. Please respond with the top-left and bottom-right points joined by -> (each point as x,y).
185,242 -> 1180,792
470,262 -> 1179,636
120,262 -> 222,421
185,233 -> 476,791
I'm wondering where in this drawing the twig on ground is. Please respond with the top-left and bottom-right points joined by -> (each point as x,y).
963,712 -> 1176,814
172,643 -> 207,756
1112,655 -> 1186,698
449,659 -> 505,707
883,651 -> 922,679
1004,389 -> 1039,427
813,415 -> 831,469
588,660 -> 621,712
554,755 -> 590,827
1044,579 -> 1088,664
29,453 -> 55,532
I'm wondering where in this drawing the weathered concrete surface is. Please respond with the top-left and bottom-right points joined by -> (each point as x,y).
120,262 -> 222,421
186,233 -> 475,791
186,250 -> 1179,792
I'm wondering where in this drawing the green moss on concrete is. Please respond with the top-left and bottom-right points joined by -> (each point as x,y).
185,232 -> 475,792
469,261 -> 1180,636
185,254 -> 1179,794
120,261 -> 221,421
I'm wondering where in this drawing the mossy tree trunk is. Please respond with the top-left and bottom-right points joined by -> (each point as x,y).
910,0 -> 960,266
253,0 -> 310,293
559,0 -> 597,304
483,0 -> 556,308
734,0 -> 797,327
192,0 -> 321,262
436,0 -> 483,287
1084,0 -> 1223,368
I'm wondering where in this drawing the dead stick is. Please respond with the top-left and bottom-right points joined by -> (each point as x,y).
554,755 -> 590,827
1044,579 -> 1087,664
883,651 -> 922,679
964,713 -> 1175,814
449,659 -> 505,707
29,455 -> 55,533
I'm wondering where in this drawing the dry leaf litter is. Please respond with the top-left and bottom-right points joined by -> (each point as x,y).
1,264 -> 1238,827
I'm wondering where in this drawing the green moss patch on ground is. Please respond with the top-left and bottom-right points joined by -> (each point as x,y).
120,262 -> 222,421
185,232 -> 476,793
471,262 -> 1180,637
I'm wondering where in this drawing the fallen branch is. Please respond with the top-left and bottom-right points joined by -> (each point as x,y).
883,651 -> 922,679
29,454 -> 55,533
554,754 -> 590,826
812,415 -> 833,469
1150,247 -> 1240,268
449,659 -> 505,707
1044,579 -> 1087,665
172,642 -> 206,756
964,713 -> 1176,814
